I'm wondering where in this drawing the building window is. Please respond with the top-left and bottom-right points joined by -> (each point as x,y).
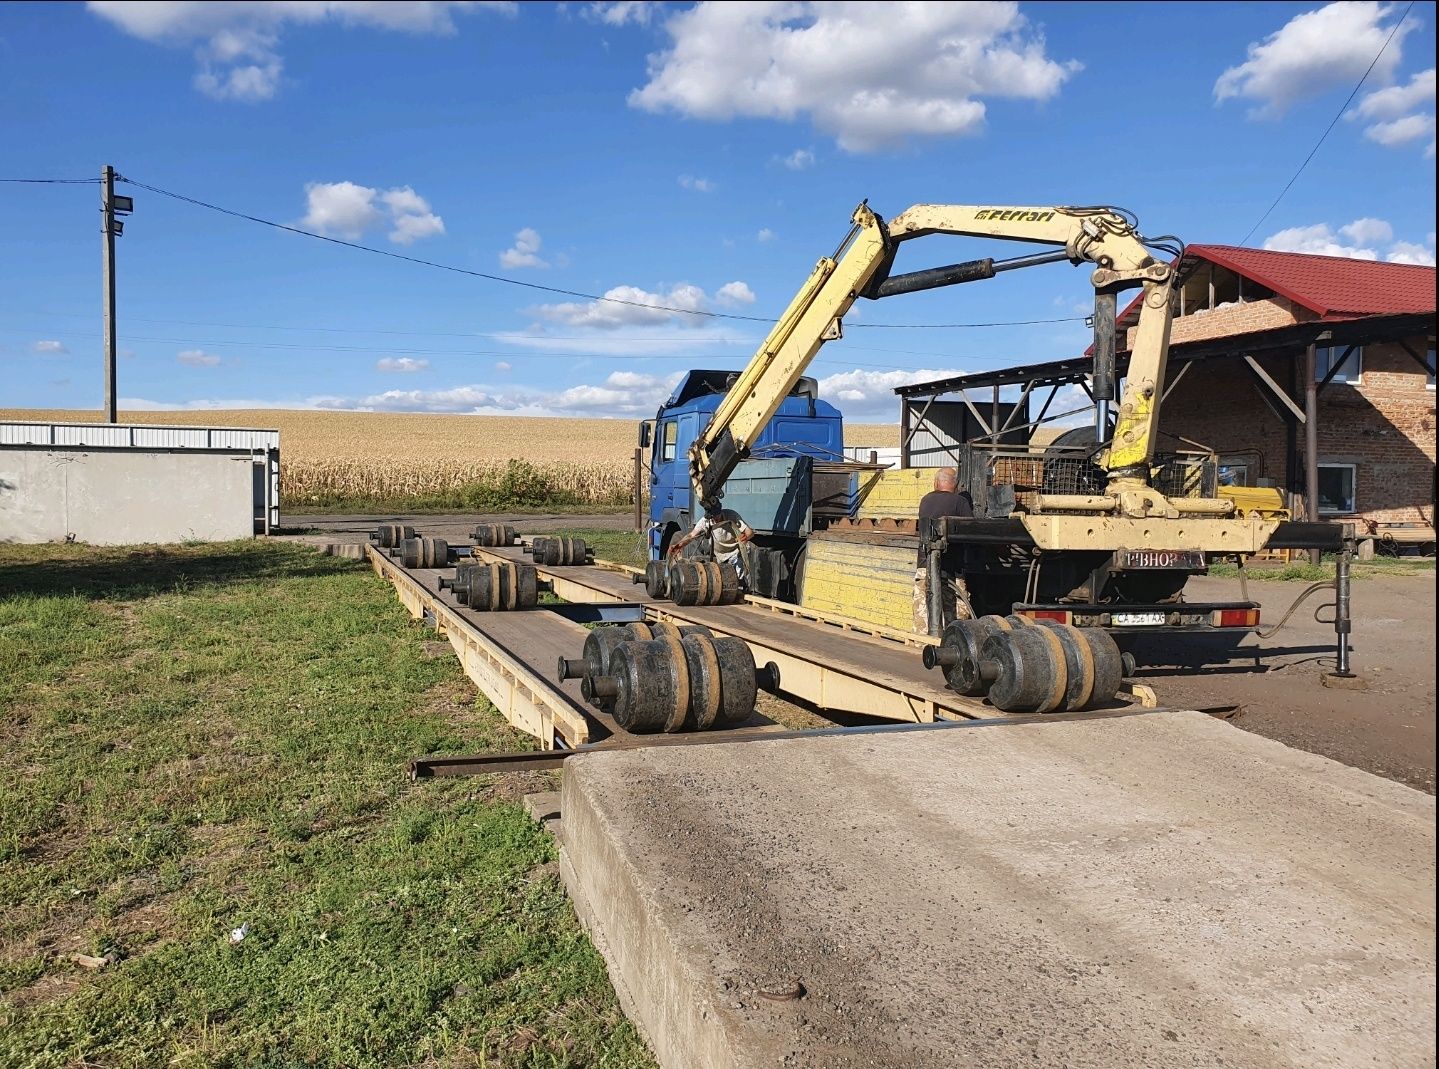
1314,345 -> 1362,384
1426,344 -> 1435,389
660,420 -> 678,462
1219,462 -> 1250,487
1317,463 -> 1357,515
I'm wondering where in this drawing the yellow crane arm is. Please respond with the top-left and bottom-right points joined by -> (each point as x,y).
689,202 -> 1175,515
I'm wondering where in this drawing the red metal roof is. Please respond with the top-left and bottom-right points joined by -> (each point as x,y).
1184,244 -> 1436,318
1113,244 -> 1436,330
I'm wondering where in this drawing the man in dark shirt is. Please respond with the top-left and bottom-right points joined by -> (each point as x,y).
914,467 -> 973,633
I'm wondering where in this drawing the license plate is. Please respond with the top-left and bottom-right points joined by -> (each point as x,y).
1112,611 -> 1166,627
1116,549 -> 1204,570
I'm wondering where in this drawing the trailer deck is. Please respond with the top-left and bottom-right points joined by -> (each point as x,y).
368,540 -> 1111,754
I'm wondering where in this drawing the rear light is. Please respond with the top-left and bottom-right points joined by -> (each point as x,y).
1212,608 -> 1260,628
1020,609 -> 1070,623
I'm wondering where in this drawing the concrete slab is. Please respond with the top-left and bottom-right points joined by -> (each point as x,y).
560,711 -> 1435,1069
523,790 -> 562,825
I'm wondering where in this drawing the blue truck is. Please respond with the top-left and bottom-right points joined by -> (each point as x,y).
640,370 -> 852,600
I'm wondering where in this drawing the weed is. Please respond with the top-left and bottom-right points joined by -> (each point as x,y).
0,542 -> 651,1068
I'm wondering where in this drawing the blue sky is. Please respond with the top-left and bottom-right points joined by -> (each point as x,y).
2,0 -> 1435,421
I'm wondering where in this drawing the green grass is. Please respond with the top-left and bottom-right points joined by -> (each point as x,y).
1208,555 -> 1435,582
0,542 -> 652,1069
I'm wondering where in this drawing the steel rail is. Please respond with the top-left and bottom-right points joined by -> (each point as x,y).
409,706 -> 1186,778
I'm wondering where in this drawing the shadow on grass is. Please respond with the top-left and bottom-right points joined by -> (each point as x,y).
0,542 -> 357,601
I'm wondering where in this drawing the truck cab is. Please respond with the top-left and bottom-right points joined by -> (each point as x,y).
642,370 -> 844,563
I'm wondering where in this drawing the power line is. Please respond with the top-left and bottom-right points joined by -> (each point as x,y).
116,175 -> 1086,331
0,325 -> 920,372
1238,1 -> 1415,246
0,177 -> 101,184
19,307 -> 1028,359
119,176 -> 776,324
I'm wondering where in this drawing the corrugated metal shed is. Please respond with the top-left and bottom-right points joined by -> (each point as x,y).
1,420 -> 281,536
0,420 -> 279,451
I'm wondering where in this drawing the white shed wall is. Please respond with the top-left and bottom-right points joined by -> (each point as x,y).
0,449 -> 256,545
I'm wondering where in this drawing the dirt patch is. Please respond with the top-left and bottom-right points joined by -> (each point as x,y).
466,771 -> 559,806
1132,574 -> 1435,793
3,972 -> 82,1012
754,691 -> 834,731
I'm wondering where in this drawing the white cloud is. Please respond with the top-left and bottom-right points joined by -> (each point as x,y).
1364,112 -> 1437,154
1263,223 -> 1380,259
1339,217 -> 1393,246
1386,240 -> 1437,266
1352,66 -> 1436,120
117,364 -> 987,420
626,1 -> 1077,152
1215,2 -> 1415,117
32,340 -> 68,355
781,148 -> 815,170
380,187 -> 445,244
530,282 -> 712,330
585,1 -> 659,25
193,26 -> 282,101
376,357 -> 429,373
815,367 -> 964,420
88,1 -> 514,100
492,321 -> 754,358
499,227 -> 549,269
301,181 -> 381,238
678,174 -> 715,192
1263,218 -> 1435,263
318,369 -> 685,417
1348,67 -> 1436,154
301,181 -> 444,244
715,280 -> 756,306
494,360 -> 512,372
177,349 -> 222,367
756,227 -> 775,242
120,396 -> 322,411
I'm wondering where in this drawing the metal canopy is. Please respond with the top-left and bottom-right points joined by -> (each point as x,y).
893,312 -> 1435,400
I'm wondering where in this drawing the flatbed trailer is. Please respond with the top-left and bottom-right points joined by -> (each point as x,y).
364,539 -> 1159,768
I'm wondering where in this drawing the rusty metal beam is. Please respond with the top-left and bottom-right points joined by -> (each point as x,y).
1243,354 -> 1306,424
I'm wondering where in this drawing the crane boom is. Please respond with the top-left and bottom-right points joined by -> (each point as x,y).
689,201 -> 1176,517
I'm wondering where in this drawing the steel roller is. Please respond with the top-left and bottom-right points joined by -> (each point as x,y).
398,536 -> 450,569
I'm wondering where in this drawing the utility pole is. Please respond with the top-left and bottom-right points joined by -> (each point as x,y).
99,165 -> 133,424
101,165 -> 117,422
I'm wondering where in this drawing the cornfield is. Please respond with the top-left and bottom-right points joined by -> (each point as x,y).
2,409 -> 898,511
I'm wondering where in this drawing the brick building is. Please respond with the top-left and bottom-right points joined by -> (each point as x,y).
893,244 -> 1435,542
1125,245 -> 1435,534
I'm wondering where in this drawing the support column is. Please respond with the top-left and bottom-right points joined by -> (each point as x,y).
1304,343 -> 1320,565
899,397 -> 911,469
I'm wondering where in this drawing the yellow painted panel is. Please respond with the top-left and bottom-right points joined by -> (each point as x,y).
856,467 -> 940,519
801,536 -> 916,632
1218,485 -> 1288,518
